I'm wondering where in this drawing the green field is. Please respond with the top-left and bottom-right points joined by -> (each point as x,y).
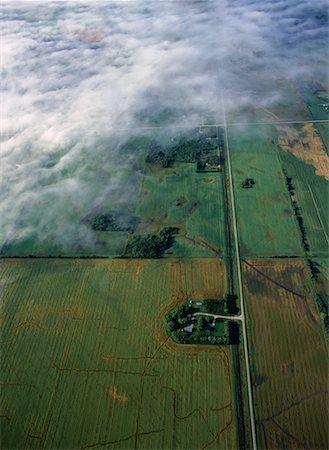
276,124 -> 329,256
228,125 -> 303,257
137,163 -> 226,258
0,258 -> 238,450
0,230 -> 130,258
1,128 -> 227,260
243,259 -> 328,450
306,90 -> 329,122
316,257 -> 329,280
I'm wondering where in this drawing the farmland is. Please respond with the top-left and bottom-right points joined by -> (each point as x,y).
228,125 -> 303,257
305,89 -> 329,122
0,258 -> 238,450
225,75 -> 310,124
0,128 -> 227,260
242,259 -> 328,450
135,127 -> 226,259
137,163 -> 226,258
276,123 -> 329,256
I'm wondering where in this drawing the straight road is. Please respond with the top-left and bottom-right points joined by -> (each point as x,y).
221,107 -> 258,450
103,118 -> 329,132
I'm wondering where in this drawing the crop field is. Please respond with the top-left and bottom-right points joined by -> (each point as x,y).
277,123 -> 329,256
316,258 -> 329,304
242,258 -> 328,450
137,162 -> 226,258
306,90 -> 329,122
0,258 -> 238,450
228,125 -> 303,257
316,257 -> 329,284
226,77 -> 310,124
0,230 -> 130,259
315,121 -> 329,152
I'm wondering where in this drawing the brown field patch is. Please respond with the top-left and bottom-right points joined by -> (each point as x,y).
277,123 -> 329,180
243,258 -> 328,450
109,386 -> 128,403
202,177 -> 215,184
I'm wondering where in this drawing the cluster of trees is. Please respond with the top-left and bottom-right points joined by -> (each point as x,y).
169,139 -> 203,162
145,143 -> 171,168
287,175 -> 328,334
166,305 -> 191,332
286,177 -> 328,334
196,155 -> 222,173
295,211 -> 310,251
197,295 -> 239,315
308,260 -> 329,335
170,319 -> 233,345
122,227 -> 178,258
145,136 -> 215,167
316,292 -> 329,334
173,330 -> 230,345
286,176 -> 294,194
241,178 -> 255,189
166,303 -> 240,345
91,214 -> 122,231
285,176 -> 310,252
91,213 -> 136,232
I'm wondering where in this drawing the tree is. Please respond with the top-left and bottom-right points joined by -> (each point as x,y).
178,317 -> 188,326
194,315 -> 207,332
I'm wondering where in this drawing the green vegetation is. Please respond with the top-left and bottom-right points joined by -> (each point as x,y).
90,212 -> 137,232
306,90 -> 329,121
2,122 -> 327,450
278,146 -> 329,256
122,227 -> 178,258
0,259 -> 237,450
166,304 -> 239,345
284,175 -> 310,252
196,155 -> 222,173
137,162 -> 226,258
92,213 -> 120,230
229,125 -> 303,257
199,295 -> 239,315
145,129 -> 220,168
309,259 -> 329,335
241,178 -> 255,189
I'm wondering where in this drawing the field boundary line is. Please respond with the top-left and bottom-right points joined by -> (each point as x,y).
307,183 -> 329,246
74,119 -> 329,133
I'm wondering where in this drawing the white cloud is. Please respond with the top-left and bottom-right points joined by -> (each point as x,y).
0,0 -> 327,253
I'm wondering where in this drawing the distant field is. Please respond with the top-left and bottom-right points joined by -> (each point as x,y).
229,125 -> 302,257
0,258 -> 238,450
306,90 -> 329,122
243,259 -> 328,450
0,230 -> 130,258
315,122 -> 329,152
137,162 -> 226,258
277,124 -> 329,256
226,78 -> 310,124
316,257 -> 329,282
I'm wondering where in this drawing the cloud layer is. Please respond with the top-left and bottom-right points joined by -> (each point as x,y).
1,0 -> 328,254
